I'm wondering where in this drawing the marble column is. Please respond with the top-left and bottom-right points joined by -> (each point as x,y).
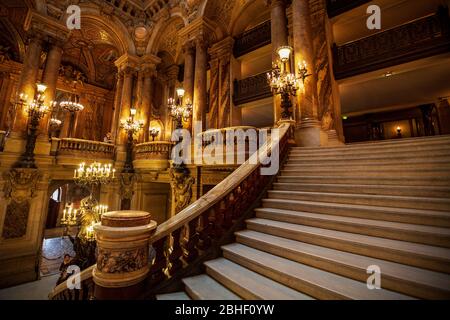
270,0 -> 289,124
41,43 -> 64,135
193,36 -> 208,132
117,67 -> 134,144
141,67 -> 154,141
11,36 -> 43,137
111,71 -> 124,141
182,41 -> 196,105
292,0 -> 327,146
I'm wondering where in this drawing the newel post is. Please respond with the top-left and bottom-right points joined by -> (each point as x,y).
93,210 -> 157,300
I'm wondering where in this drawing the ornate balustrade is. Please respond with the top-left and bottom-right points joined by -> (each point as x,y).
333,8 -> 450,79
46,122 -> 292,300
133,141 -> 173,170
48,265 -> 95,300
55,138 -> 115,165
233,72 -> 272,105
233,20 -> 271,58
142,121 -> 291,297
326,0 -> 371,18
0,130 -> 5,152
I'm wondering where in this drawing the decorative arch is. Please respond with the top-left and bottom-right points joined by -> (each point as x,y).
146,15 -> 186,63
229,0 -> 270,36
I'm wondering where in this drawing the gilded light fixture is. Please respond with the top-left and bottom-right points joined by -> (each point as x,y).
168,88 -> 192,129
120,107 -> 144,173
267,46 -> 311,119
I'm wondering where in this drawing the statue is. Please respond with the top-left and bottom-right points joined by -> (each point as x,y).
170,165 -> 195,214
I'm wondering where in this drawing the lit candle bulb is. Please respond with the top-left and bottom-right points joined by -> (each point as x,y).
62,209 -> 66,221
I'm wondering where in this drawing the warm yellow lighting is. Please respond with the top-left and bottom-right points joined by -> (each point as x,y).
277,46 -> 292,62
36,83 -> 47,94
176,88 -> 185,98
130,108 -> 137,116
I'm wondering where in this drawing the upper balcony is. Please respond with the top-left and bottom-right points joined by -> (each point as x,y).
233,71 -> 272,106
52,138 -> 116,166
233,20 -> 271,58
333,7 -> 450,80
133,141 -> 173,171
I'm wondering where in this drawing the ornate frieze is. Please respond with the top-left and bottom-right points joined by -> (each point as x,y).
97,247 -> 148,274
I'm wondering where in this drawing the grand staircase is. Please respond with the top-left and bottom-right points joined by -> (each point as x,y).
157,136 -> 450,300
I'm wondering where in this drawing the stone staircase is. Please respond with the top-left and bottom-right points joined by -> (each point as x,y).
157,136 -> 450,300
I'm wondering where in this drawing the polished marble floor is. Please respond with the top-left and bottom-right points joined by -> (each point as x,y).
40,237 -> 75,277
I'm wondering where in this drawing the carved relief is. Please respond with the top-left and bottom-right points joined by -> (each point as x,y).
97,247 -> 147,273
170,166 -> 195,214
2,169 -> 41,239
120,173 -> 136,201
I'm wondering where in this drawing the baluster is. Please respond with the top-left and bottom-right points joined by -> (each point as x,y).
168,228 -> 183,276
232,186 -> 243,219
197,210 -> 213,251
148,236 -> 168,285
182,218 -> 199,262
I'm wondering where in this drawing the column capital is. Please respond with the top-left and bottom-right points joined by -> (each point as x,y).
114,53 -> 141,72
182,40 -> 196,55
209,37 -> 234,60
179,17 -> 216,48
24,10 -> 70,45
165,65 -> 180,82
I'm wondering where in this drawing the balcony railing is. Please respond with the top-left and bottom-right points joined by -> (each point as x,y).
333,8 -> 450,79
233,20 -> 271,58
233,71 -> 272,105
133,141 -> 173,170
55,138 -> 115,164
326,0 -> 371,18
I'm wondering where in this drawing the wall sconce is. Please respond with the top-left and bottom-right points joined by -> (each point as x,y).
396,126 -> 402,138
149,127 -> 160,141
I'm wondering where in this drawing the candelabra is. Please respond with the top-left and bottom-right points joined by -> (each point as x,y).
15,83 -> 53,168
149,127 -> 160,141
267,46 -> 311,119
168,88 -> 192,129
74,162 -> 116,188
60,94 -> 84,138
120,108 -> 144,173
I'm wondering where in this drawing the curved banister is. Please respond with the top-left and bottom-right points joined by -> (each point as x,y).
48,265 -> 95,300
150,122 -> 290,243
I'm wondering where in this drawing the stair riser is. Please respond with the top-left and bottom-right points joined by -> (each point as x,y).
267,191 -> 450,211
262,199 -> 450,227
281,170 -> 450,178
222,250 -> 350,300
236,234 -> 450,299
273,184 -> 450,198
277,176 -> 450,187
288,149 -> 450,159
255,211 -> 450,248
246,221 -> 450,274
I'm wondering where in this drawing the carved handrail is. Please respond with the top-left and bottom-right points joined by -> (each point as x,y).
0,130 -> 6,152
234,20 -> 271,57
48,265 -> 95,300
144,121 -> 292,292
333,8 -> 450,79
57,138 -> 116,158
233,71 -> 272,105
134,141 -> 173,160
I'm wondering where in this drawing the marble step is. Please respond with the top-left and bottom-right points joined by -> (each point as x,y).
156,291 -> 191,300
204,258 -> 313,300
246,218 -> 450,273
276,175 -> 450,187
290,135 -> 450,153
288,151 -> 450,162
255,207 -> 450,247
285,159 -> 450,170
182,275 -> 242,300
221,243 -> 413,300
235,230 -> 450,299
267,190 -> 450,211
280,168 -> 450,178
272,182 -> 450,198
262,198 -> 450,227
